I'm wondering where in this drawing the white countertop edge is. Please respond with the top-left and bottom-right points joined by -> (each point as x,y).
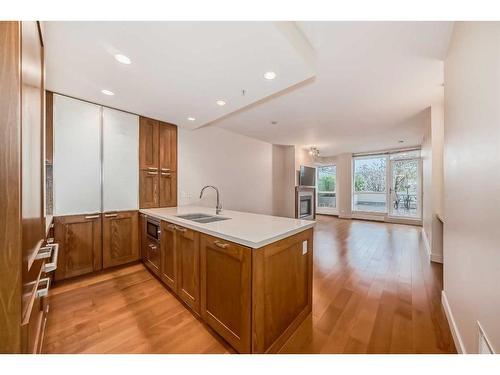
140,209 -> 315,249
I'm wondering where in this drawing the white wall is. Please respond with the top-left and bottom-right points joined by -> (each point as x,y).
178,126 -> 274,215
422,104 -> 444,262
443,22 -> 500,353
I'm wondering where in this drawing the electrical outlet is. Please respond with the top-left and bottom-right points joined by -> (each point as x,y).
302,240 -> 308,255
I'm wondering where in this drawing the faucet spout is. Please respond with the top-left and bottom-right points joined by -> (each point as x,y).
199,185 -> 223,215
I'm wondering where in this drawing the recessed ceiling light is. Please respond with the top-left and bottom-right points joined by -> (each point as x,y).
398,140 -> 404,143
101,89 -> 114,96
264,71 -> 277,80
187,117 -> 196,121
216,100 -> 226,106
114,54 -> 132,64
271,121 -> 278,125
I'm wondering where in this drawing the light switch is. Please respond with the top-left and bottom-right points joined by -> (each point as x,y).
302,240 -> 308,255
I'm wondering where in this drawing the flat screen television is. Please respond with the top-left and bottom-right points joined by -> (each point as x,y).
299,165 -> 316,187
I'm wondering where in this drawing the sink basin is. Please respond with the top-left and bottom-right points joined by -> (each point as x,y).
176,213 -> 230,224
176,213 -> 212,220
192,216 -> 230,224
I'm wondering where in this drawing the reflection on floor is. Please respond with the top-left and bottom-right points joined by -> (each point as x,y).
44,215 -> 455,354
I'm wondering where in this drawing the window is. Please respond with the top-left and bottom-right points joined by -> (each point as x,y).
316,165 -> 336,213
353,156 -> 387,213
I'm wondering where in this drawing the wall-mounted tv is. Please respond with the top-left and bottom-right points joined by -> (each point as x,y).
299,165 -> 316,187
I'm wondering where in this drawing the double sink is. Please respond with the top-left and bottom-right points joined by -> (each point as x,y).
176,213 -> 230,224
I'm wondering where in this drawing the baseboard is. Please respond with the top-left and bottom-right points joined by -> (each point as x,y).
442,291 -> 466,354
421,229 -> 443,263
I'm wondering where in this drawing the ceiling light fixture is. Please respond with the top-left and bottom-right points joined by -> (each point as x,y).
187,117 -> 196,121
114,54 -> 132,64
271,121 -> 278,125
309,147 -> 320,158
264,71 -> 277,80
398,140 -> 404,143
101,89 -> 115,96
216,100 -> 226,106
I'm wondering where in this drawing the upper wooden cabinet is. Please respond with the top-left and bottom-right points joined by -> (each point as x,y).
159,122 -> 177,172
102,211 -> 139,269
139,117 -> 159,170
54,214 -> 102,281
139,117 -> 177,208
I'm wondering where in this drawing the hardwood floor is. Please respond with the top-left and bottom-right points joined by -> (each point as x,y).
43,215 -> 456,354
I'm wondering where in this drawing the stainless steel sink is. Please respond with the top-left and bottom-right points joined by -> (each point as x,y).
176,213 -> 212,220
176,213 -> 230,224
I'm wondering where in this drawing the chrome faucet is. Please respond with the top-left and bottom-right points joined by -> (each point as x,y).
199,185 -> 222,215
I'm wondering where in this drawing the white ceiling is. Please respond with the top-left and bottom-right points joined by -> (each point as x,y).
44,21 -> 453,156
43,21 -> 315,130
215,22 -> 454,155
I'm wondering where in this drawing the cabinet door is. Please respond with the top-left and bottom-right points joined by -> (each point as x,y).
139,170 -> 159,208
53,95 -> 101,215
102,108 -> 139,212
140,214 -> 147,260
159,122 -> 177,172
54,214 -> 102,281
139,117 -> 159,170
200,234 -> 252,353
159,171 -> 177,207
144,238 -> 160,276
102,211 -> 139,268
176,226 -> 200,314
160,221 -> 177,290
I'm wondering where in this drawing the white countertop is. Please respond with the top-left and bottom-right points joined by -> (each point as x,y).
140,206 -> 315,249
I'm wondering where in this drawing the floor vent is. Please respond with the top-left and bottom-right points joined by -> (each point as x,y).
478,322 -> 494,354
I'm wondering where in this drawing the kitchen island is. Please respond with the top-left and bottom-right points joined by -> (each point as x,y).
140,206 -> 314,353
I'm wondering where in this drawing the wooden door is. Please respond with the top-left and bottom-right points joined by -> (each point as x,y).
139,170 -> 159,208
54,214 -> 102,281
176,225 -> 200,314
160,221 -> 177,290
159,122 -> 177,172
159,171 -> 177,207
102,211 -> 139,268
139,117 -> 159,170
200,234 -> 252,353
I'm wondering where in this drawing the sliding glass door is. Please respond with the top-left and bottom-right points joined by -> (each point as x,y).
389,155 -> 421,218
352,156 -> 387,213
316,165 -> 337,214
352,150 -> 422,220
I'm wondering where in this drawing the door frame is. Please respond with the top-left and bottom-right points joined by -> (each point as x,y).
316,164 -> 338,215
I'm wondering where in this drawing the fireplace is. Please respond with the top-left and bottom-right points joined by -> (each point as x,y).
295,187 -> 315,220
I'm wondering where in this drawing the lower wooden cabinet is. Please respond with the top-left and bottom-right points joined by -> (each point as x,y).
54,213 -> 102,281
102,211 -> 139,269
176,225 -> 200,313
160,221 -> 177,289
200,233 -> 252,353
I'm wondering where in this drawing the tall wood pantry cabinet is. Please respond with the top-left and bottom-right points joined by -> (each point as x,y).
139,117 -> 177,208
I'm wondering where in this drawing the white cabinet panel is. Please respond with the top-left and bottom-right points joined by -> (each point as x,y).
53,95 -> 101,215
102,108 -> 139,211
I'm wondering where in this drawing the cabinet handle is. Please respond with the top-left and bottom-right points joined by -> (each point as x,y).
161,168 -> 171,172
36,277 -> 51,298
84,215 -> 100,220
104,213 -> 118,218
147,167 -> 158,171
161,172 -> 171,177
176,226 -> 187,233
214,240 -> 229,249
147,171 -> 158,175
36,243 -> 59,273
167,224 -> 176,230
148,244 -> 157,250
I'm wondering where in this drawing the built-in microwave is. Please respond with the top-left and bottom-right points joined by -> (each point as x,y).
146,218 -> 161,241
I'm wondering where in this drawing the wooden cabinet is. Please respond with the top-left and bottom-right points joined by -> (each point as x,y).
176,225 -> 200,313
160,221 -> 177,290
102,211 -> 139,269
54,214 -> 102,281
200,234 -> 252,353
139,170 -> 159,208
139,117 -> 159,170
139,117 -> 177,208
